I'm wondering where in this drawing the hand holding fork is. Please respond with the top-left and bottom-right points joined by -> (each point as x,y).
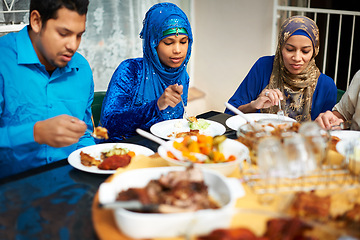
181,96 -> 195,123
277,99 -> 285,120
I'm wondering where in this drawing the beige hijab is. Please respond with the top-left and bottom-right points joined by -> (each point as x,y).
261,16 -> 320,122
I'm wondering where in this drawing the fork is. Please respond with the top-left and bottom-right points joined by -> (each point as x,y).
331,120 -> 351,130
181,97 -> 194,123
86,115 -> 105,139
277,99 -> 285,120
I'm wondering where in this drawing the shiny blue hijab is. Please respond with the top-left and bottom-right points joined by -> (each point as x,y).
135,2 -> 193,106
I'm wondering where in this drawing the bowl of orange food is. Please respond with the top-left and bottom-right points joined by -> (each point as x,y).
158,135 -> 249,176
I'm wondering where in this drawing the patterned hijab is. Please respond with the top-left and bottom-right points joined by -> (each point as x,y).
261,16 -> 320,122
134,2 -> 193,108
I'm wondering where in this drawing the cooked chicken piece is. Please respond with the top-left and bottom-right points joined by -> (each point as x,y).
80,151 -> 101,166
94,126 -> 109,139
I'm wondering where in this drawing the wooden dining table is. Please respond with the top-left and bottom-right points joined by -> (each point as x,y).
91,143 -> 354,240
0,111 -> 236,240
2,110 -> 358,240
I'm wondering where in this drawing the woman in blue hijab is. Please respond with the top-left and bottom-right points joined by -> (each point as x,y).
100,2 -> 193,141
225,16 -> 337,122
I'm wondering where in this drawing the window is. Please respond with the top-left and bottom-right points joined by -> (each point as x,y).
0,0 -> 192,91
0,0 -> 29,37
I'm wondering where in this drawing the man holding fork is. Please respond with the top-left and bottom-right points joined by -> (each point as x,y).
0,0 -> 95,178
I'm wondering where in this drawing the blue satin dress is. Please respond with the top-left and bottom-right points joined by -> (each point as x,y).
100,58 -> 189,141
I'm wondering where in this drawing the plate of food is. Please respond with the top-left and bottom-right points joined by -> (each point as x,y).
68,143 -> 155,174
225,113 -> 296,131
150,118 -> 226,140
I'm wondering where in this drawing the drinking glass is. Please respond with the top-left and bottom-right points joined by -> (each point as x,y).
282,133 -> 317,178
257,136 -> 289,178
298,121 -> 329,167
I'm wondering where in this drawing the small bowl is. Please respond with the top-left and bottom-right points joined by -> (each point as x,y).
158,138 -> 250,176
98,166 -> 245,238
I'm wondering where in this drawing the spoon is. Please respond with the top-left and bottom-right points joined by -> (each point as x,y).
100,200 -> 194,213
224,102 -> 261,131
136,129 -> 208,162
99,200 -> 160,212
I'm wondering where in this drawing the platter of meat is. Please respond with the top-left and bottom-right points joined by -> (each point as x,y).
67,143 -> 154,174
283,190 -> 360,238
197,215 -> 340,240
150,119 -> 226,140
98,166 -> 245,238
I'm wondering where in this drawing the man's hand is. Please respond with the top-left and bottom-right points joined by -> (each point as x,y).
315,110 -> 345,130
157,84 -> 183,110
34,114 -> 87,148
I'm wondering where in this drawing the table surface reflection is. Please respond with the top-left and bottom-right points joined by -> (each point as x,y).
0,111 -> 235,240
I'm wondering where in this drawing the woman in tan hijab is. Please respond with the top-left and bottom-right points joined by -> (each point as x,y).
225,16 -> 337,122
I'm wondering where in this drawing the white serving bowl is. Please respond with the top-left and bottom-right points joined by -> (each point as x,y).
158,138 -> 250,176
98,166 -> 245,239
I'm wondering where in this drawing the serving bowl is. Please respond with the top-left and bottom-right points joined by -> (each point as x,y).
236,119 -> 300,163
98,166 -> 245,239
157,137 -> 250,176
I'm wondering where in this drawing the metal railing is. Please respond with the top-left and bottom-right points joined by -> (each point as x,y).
0,0 -> 29,34
272,0 -> 360,90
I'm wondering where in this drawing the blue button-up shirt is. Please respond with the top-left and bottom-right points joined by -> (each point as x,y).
0,26 -> 95,178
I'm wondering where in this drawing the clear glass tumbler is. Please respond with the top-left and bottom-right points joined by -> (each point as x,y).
257,136 -> 289,178
282,133 -> 317,178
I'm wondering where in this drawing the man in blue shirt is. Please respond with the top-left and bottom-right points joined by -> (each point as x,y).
0,0 -> 95,178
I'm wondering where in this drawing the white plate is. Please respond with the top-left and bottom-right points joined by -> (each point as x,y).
330,130 -> 360,141
225,113 -> 297,131
150,119 -> 226,140
336,139 -> 357,158
334,130 -> 360,157
67,143 -> 155,174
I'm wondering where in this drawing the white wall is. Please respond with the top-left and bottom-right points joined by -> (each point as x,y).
189,0 -> 274,114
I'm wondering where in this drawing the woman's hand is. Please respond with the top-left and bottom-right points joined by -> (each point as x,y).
157,84 -> 183,110
251,88 -> 283,110
315,110 -> 345,130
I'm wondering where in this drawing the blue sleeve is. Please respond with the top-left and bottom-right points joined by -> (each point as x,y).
100,59 -> 165,141
225,56 -> 274,114
310,73 -> 337,120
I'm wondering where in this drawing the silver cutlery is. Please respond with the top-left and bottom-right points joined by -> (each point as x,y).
181,97 -> 194,123
87,115 -> 105,139
277,99 -> 285,120
331,120 -> 351,130
224,102 -> 261,131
